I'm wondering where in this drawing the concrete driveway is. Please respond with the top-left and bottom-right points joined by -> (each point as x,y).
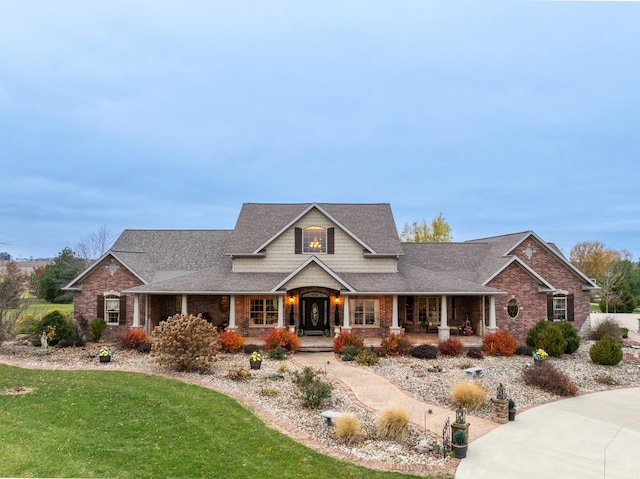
455,387 -> 640,479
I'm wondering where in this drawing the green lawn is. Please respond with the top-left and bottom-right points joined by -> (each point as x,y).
24,299 -> 73,316
0,364 -> 428,479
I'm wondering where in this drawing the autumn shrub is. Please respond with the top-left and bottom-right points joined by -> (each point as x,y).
380,332 -> 412,356
90,318 -> 107,342
219,330 -> 244,353
483,329 -> 517,356
226,365 -> 252,381
335,414 -> 362,444
291,367 -> 333,409
151,313 -> 220,373
411,343 -> 439,359
450,380 -> 486,411
556,320 -> 580,354
116,328 -> 149,350
522,361 -> 578,396
262,328 -> 300,353
356,350 -> 379,366
375,406 -> 409,442
591,318 -> 622,342
333,330 -> 364,354
589,336 -> 623,365
466,347 -> 484,359
36,310 -> 76,346
438,337 -> 463,356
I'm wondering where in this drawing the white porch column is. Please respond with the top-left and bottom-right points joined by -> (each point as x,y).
390,295 -> 401,334
488,295 -> 498,332
438,295 -> 450,341
181,294 -> 188,315
343,296 -> 351,330
228,295 -> 236,330
277,294 -> 284,328
132,294 -> 140,328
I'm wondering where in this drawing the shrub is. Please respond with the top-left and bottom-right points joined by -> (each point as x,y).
536,325 -> 567,357
226,366 -> 252,380
594,373 -> 619,386
15,313 -> 41,335
411,343 -> 438,359
71,316 -> 89,346
450,380 -> 486,411
589,336 -> 623,365
259,387 -> 279,397
483,330 -> 517,356
291,367 -> 333,409
591,318 -> 622,342
375,406 -> 409,442
36,310 -> 76,346
515,344 -> 535,356
89,318 -> 107,342
267,346 -> 288,360
452,429 -> 467,446
335,414 -> 361,444
556,320 -> 580,354
116,328 -> 149,350
380,332 -> 412,356
466,347 -> 484,359
522,361 -> 578,396
219,330 -> 244,353
620,327 -> 629,339
525,319 -> 551,348
356,350 -> 379,366
333,330 -> 364,354
151,313 -> 220,373
340,344 -> 360,361
262,328 -> 300,353
438,337 -> 463,356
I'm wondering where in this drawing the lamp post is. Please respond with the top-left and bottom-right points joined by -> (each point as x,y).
334,296 -> 341,326
288,295 -> 295,326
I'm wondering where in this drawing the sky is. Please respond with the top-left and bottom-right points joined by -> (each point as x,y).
1,1 -> 639,261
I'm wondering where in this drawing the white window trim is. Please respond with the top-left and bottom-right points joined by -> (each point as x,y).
302,226 -> 327,254
105,296 -> 120,325
351,298 -> 380,327
553,294 -> 567,321
249,298 -> 279,327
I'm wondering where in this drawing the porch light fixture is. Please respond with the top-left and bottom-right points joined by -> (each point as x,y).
289,296 -> 295,304
334,296 -> 340,305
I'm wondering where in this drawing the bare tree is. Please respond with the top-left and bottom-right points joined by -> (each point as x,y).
74,225 -> 116,263
0,261 -> 33,344
599,267 -> 625,314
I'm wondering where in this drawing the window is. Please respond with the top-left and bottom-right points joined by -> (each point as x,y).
351,299 -> 379,326
105,297 -> 120,324
507,298 -> 520,319
250,298 -> 279,326
553,295 -> 567,320
303,226 -> 326,254
417,297 -> 440,324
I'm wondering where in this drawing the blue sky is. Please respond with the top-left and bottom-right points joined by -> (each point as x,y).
1,1 -> 639,261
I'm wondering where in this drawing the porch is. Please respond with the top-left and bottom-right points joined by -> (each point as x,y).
244,332 -> 484,353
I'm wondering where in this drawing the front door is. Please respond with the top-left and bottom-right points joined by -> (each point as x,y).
302,295 -> 327,335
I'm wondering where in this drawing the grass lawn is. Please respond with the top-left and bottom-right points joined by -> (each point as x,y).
24,299 -> 73,316
0,364 -> 427,479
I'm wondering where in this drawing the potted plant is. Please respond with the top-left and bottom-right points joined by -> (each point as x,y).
249,350 -> 262,370
508,399 -> 516,421
98,346 -> 113,363
451,429 -> 468,459
532,348 -> 548,366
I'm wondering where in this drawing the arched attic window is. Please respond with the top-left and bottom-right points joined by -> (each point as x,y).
295,226 -> 334,254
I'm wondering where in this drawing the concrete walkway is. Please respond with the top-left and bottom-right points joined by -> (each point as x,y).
293,352 -> 498,442
455,387 -> 640,479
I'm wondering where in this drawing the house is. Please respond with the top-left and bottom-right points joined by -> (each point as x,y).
64,202 -> 598,342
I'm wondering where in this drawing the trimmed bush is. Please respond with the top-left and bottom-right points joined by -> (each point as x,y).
267,346 -> 288,360
591,318 -> 622,342
589,336 -> 623,365
450,380 -> 486,411
536,325 -> 567,357
466,347 -> 484,359
151,313 -> 220,373
335,414 -> 361,444
291,367 -> 333,409
116,328 -> 149,350
380,332 -> 412,356
522,361 -> 577,396
340,344 -> 360,361
411,343 -> 439,359
262,328 -> 300,353
375,406 -> 409,442
525,319 -> 550,348
438,337 -> 463,356
333,330 -> 364,354
620,327 -> 629,339
355,350 -> 379,366
37,310 -> 76,346
89,318 -> 107,342
483,330 -> 517,356
219,330 -> 244,353
556,320 -> 580,354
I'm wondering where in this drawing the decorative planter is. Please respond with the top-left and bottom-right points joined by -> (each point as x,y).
452,443 -> 468,459
508,409 -> 516,421
99,356 -> 111,363
534,359 -> 544,367
250,360 -> 262,370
